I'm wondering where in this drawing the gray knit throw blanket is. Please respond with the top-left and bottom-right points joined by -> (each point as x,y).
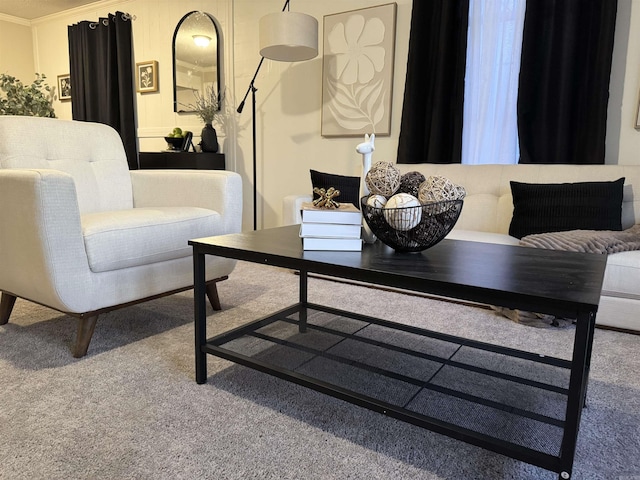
493,224 -> 640,328
519,224 -> 640,254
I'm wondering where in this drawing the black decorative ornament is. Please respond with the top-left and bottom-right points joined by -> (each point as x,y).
398,171 -> 426,197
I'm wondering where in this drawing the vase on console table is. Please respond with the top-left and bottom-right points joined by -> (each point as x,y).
200,123 -> 219,153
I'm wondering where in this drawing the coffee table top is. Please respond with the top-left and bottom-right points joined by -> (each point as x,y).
190,225 -> 607,319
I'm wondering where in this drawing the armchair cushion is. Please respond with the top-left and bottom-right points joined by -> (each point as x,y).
82,207 -> 222,272
0,116 -> 133,214
130,170 -> 242,236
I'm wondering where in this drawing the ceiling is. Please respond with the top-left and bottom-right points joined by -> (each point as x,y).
0,0 -> 99,20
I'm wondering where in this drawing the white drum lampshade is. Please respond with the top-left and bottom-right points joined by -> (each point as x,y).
259,11 -> 318,62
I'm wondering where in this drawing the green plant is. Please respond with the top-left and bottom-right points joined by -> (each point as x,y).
0,73 -> 56,118
182,84 -> 223,125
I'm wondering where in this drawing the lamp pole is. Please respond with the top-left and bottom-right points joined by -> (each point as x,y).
237,57 -> 264,231
236,0 -> 316,230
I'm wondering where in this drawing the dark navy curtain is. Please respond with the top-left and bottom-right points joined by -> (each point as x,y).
68,12 -> 137,169
397,0 -> 469,164
517,0 -> 618,164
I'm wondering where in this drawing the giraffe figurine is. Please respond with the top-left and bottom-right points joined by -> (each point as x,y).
356,133 -> 377,243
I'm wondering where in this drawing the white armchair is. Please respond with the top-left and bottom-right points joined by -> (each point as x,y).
0,116 -> 242,357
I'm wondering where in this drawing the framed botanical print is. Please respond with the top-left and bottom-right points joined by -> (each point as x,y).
136,60 -> 158,93
321,3 -> 397,137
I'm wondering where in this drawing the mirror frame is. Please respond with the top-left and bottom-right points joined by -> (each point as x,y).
172,11 -> 222,113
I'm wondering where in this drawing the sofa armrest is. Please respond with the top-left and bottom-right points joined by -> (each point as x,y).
283,194 -> 313,225
130,170 -> 243,234
0,169 -> 92,311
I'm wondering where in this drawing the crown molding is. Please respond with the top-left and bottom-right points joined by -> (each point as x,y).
0,13 -> 31,26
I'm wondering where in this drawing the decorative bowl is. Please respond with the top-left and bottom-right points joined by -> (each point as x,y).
361,197 -> 464,252
164,136 -> 184,150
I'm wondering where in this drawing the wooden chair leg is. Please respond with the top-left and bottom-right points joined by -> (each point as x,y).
0,292 -> 17,325
73,314 -> 98,358
205,282 -> 222,311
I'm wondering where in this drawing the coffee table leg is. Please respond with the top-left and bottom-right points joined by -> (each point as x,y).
194,249 -> 208,384
581,311 -> 597,409
558,309 -> 595,479
299,269 -> 307,333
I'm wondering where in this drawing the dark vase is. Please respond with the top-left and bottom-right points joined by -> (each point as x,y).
200,123 -> 219,153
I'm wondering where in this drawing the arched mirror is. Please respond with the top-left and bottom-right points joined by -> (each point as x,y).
172,11 -> 222,113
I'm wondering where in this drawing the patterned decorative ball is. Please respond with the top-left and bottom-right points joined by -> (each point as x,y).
383,193 -> 422,231
366,194 -> 388,209
365,161 -> 401,196
418,175 -> 467,204
362,203 -> 388,233
397,171 -> 426,198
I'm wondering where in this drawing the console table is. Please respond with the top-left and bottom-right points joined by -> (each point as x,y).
190,225 -> 607,480
139,151 -> 225,170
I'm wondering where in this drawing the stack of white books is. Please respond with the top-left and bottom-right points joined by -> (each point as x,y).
299,202 -> 363,251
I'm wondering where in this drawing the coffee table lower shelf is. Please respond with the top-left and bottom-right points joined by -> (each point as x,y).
202,302 -> 571,474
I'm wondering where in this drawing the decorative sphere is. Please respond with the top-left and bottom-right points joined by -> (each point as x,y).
383,193 -> 422,231
366,194 -> 388,209
418,175 -> 467,204
365,161 -> 401,196
398,171 -> 426,198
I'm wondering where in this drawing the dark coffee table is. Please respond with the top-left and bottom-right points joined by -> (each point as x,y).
190,225 -> 606,480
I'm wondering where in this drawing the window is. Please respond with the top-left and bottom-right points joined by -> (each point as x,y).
461,0 -> 526,165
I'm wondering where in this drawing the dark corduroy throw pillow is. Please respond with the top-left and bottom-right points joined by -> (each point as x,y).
310,169 -> 360,208
509,178 -> 625,239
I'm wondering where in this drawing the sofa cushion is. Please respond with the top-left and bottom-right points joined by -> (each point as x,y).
310,169 -> 360,208
82,207 -> 221,272
446,229 -> 521,246
508,178 -> 625,239
601,251 -> 640,300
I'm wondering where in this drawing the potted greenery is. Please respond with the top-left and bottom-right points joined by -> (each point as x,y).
182,85 -> 224,152
0,73 -> 56,118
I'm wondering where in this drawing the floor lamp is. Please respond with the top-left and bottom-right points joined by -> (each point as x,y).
237,0 -> 318,230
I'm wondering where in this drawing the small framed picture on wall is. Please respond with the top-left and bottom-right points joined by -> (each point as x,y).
57,74 -> 71,101
136,60 -> 158,93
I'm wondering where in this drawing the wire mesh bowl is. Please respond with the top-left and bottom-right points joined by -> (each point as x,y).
361,197 -> 464,252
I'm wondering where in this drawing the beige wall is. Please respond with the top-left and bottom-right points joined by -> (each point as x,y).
0,16 -> 35,83
2,0 -> 640,231
232,0 -> 413,231
609,0 -> 640,166
28,0 -> 231,141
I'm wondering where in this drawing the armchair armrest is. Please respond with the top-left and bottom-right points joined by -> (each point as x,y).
0,169 -> 92,311
130,170 -> 242,234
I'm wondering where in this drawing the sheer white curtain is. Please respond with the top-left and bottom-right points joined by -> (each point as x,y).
461,0 -> 526,165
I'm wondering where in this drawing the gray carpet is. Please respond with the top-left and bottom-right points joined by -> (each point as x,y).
1,261 -> 639,480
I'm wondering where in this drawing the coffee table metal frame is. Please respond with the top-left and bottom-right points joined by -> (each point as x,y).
190,226 -> 606,480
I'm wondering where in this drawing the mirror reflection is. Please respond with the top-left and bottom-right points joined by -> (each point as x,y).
173,11 -> 221,113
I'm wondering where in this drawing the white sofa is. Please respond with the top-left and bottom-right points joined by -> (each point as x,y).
284,164 -> 640,332
0,116 -> 242,356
